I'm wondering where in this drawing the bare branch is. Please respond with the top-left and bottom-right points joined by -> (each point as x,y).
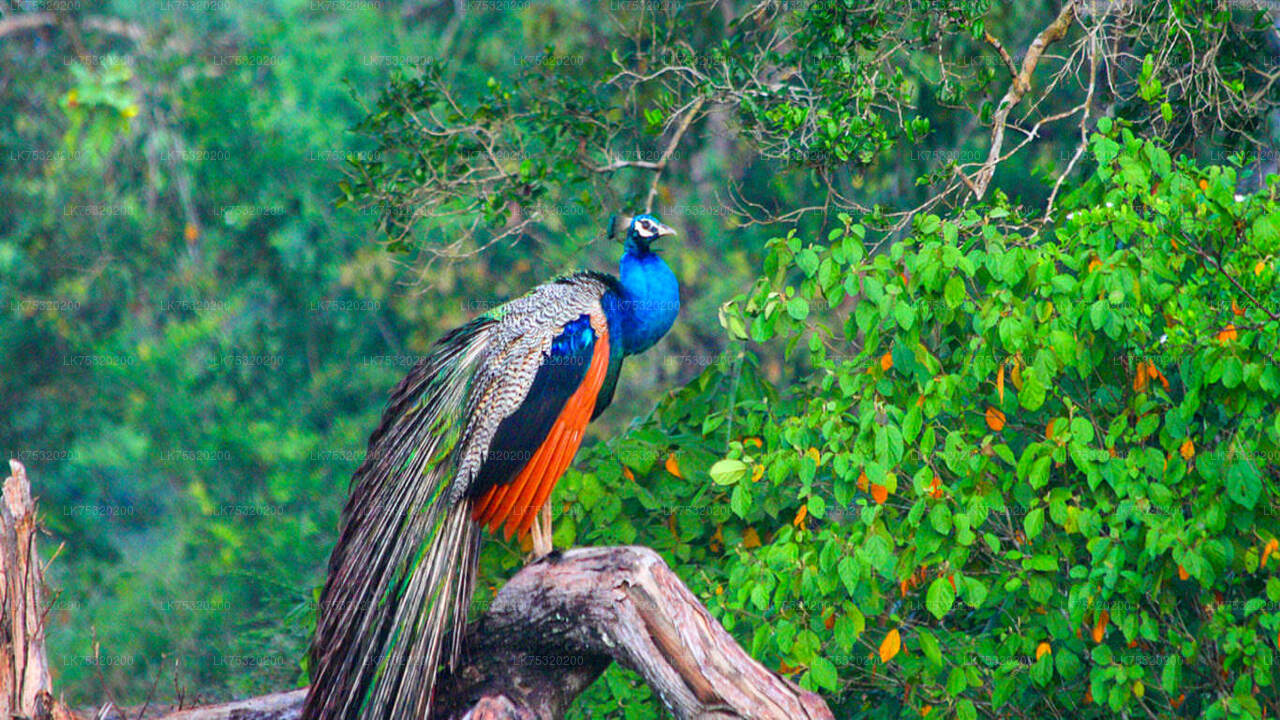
966,2 -> 1079,200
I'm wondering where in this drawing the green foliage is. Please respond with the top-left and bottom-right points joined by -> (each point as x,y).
560,130 -> 1280,718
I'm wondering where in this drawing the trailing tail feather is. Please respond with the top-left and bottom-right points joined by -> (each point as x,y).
304,319 -> 492,720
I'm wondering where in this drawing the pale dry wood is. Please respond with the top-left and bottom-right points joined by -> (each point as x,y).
1,460 -> 76,720
433,545 -> 832,720
0,12 -> 145,41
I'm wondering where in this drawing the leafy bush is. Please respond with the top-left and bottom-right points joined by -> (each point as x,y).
555,125 -> 1280,718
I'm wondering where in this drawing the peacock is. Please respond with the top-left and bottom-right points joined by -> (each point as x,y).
303,213 -> 680,720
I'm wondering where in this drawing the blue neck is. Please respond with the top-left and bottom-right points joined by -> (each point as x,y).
614,246 -> 679,356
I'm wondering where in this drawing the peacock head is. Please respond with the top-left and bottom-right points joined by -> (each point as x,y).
610,213 -> 677,255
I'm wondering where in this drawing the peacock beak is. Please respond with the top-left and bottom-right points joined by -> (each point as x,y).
655,222 -> 677,238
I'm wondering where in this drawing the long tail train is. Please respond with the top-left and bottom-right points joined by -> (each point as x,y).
304,320 -> 491,720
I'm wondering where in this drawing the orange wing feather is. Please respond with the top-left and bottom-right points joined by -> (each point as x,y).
504,420 -> 574,537
472,320 -> 610,538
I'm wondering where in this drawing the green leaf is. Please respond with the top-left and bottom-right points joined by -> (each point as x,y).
1020,367 -> 1047,411
808,655 -> 839,692
963,576 -> 988,608
902,405 -> 922,444
1029,455 -> 1051,489
947,666 -> 967,696
838,557 -> 859,595
1092,644 -> 1112,665
1024,507 -> 1045,540
1227,460 -> 1262,509
1031,653 -> 1053,686
786,296 -> 810,320
926,577 -> 955,619
1162,654 -> 1181,695
917,629 -> 943,668
709,459 -> 748,486
944,276 -> 966,309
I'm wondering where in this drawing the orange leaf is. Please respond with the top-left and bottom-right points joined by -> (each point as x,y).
1088,255 -> 1102,272
1178,564 -> 1189,581
1217,324 -> 1238,344
622,466 -> 636,482
1262,538 -> 1279,569
1084,688 -> 1093,705
919,705 -> 931,717
857,469 -> 868,492
184,223 -> 199,243
665,453 -> 682,478
1036,642 -> 1052,660
742,527 -> 761,549
1154,368 -> 1170,391
929,475 -> 943,499
805,447 -> 821,465
751,464 -> 764,482
1232,298 -> 1245,317
1172,693 -> 1186,709
997,365 -> 1005,404
793,504 -> 808,529
878,628 -> 901,663
824,612 -> 836,630
985,406 -> 1006,432
1180,439 -> 1195,462
880,352 -> 893,371
871,483 -> 888,505
1092,610 -> 1109,644
1133,361 -> 1149,392
744,437 -> 763,448
1199,178 -> 1209,191
1010,362 -> 1024,391
1046,419 -> 1056,439
1257,260 -> 1268,276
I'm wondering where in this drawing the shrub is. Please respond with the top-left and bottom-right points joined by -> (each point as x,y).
556,125 -> 1280,718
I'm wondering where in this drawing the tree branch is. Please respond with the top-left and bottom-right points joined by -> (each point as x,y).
0,12 -> 145,42
966,2 -> 1078,199
644,97 -> 707,213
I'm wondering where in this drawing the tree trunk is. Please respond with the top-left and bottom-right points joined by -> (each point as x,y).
0,461 -> 832,720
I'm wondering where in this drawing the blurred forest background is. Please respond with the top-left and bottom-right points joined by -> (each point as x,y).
3,0 -> 1280,717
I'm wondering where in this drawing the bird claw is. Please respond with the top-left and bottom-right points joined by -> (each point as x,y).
527,503 -> 555,561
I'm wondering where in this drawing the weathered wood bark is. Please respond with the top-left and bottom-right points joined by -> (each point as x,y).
432,545 -> 832,720
1,460 -> 833,720
1,460 -> 76,720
